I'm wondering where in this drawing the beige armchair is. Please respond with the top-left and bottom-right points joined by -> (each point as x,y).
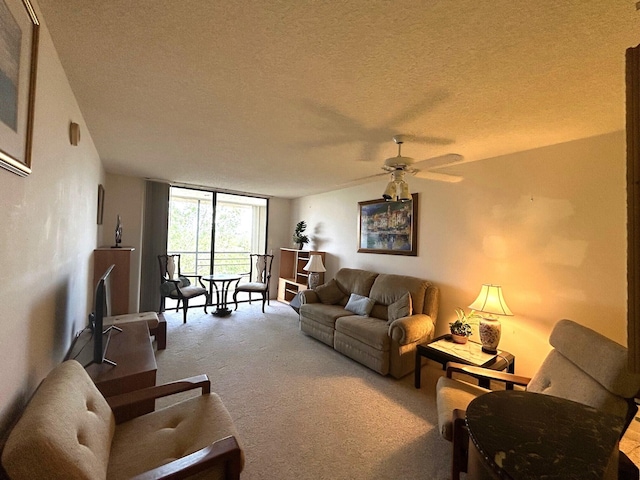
436,319 -> 640,480
2,360 -> 244,479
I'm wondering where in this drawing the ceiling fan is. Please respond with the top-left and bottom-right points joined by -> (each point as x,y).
341,135 -> 464,200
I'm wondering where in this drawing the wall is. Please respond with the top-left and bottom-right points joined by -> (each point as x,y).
0,3 -> 103,436
101,173 -> 145,312
292,131 -> 626,376
100,175 -> 293,309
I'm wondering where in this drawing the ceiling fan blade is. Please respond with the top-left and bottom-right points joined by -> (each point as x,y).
413,170 -> 464,183
412,153 -> 464,170
337,172 -> 387,188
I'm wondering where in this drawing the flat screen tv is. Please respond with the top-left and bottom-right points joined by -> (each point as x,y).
89,263 -> 116,365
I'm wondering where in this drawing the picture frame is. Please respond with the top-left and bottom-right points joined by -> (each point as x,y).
0,0 -> 39,177
357,193 -> 418,256
97,184 -> 105,224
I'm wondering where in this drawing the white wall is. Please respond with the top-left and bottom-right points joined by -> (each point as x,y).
292,131 -> 626,377
101,174 -> 145,312
0,3 -> 103,434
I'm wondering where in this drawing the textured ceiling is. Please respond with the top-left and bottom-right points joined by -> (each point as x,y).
37,0 -> 639,198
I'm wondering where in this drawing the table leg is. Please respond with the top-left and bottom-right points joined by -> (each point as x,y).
415,351 -> 422,389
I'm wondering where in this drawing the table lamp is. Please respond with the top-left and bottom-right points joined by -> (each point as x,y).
468,284 -> 513,353
303,254 -> 326,289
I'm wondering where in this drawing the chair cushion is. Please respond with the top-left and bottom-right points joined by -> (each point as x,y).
345,293 -> 375,316
528,349 -> 632,419
547,319 -> 640,398
1,360 -> 115,480
107,393 -> 243,479
236,281 -> 267,293
436,376 -> 489,441
169,285 -> 207,299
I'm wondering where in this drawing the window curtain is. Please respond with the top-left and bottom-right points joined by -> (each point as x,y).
627,44 -> 640,372
139,181 -> 170,312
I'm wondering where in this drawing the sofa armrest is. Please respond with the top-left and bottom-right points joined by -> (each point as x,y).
388,314 -> 434,345
299,289 -> 319,304
130,435 -> 242,480
106,374 -> 211,413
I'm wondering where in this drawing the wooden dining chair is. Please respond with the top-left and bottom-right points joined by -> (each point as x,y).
158,254 -> 208,323
233,254 -> 274,313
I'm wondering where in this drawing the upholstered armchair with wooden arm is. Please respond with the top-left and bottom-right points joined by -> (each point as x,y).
436,319 -> 640,480
1,360 -> 244,480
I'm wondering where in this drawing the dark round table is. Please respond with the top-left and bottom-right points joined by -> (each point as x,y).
466,390 -> 624,479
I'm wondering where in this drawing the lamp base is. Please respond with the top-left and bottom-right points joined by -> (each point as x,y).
479,316 -> 501,354
308,272 -> 321,290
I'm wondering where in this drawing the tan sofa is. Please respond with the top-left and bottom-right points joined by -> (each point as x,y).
299,268 -> 439,378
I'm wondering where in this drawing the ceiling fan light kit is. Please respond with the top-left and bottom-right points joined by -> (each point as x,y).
383,168 -> 412,202
382,136 -> 414,202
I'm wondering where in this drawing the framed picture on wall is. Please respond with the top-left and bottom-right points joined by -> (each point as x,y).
357,193 -> 418,256
97,184 -> 105,224
0,0 -> 39,177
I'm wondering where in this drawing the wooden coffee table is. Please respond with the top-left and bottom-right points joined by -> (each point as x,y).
414,334 -> 515,389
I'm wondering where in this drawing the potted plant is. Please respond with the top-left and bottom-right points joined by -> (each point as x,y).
292,221 -> 310,249
449,308 -> 480,344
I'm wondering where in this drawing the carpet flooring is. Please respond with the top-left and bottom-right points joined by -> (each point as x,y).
154,302 -> 640,479
155,302 -> 452,479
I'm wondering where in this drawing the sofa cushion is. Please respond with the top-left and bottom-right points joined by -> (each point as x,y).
299,303 -> 352,328
345,293 -> 375,316
370,274 -> 430,314
335,315 -> 390,351
387,291 -> 412,323
335,268 -> 379,298
315,279 -> 345,305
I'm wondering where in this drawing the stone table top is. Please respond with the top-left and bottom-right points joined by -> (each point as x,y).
466,390 -> 624,479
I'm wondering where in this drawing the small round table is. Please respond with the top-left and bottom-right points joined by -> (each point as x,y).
466,390 -> 624,479
201,274 -> 241,317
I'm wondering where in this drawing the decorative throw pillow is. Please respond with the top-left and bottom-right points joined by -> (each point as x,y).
178,276 -> 191,287
387,291 -> 413,323
315,279 -> 345,305
345,293 -> 375,316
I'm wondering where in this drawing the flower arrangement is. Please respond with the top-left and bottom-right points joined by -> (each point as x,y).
292,221 -> 310,249
449,308 -> 481,343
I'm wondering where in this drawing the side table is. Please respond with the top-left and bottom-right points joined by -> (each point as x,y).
414,335 -> 515,389
202,274 -> 242,316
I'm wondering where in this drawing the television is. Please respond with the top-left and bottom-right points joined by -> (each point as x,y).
88,263 -> 117,365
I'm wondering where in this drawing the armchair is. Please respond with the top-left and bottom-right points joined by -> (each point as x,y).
233,253 -> 274,313
158,254 -> 208,323
1,360 -> 244,480
436,319 -> 640,480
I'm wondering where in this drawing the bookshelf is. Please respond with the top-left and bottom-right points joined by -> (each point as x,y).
277,248 -> 325,304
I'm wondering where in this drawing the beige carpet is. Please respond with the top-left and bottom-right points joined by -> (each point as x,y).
155,302 -> 452,479
155,302 -> 640,479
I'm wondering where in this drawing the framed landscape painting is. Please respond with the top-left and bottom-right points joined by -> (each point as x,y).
0,0 -> 39,177
357,193 -> 418,256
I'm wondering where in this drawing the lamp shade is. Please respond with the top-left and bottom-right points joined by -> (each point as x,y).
469,284 -> 513,316
303,254 -> 326,273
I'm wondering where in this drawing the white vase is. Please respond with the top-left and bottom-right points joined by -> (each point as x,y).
479,317 -> 501,353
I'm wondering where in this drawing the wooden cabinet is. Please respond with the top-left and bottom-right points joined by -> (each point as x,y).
94,247 -> 134,315
277,248 -> 325,304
